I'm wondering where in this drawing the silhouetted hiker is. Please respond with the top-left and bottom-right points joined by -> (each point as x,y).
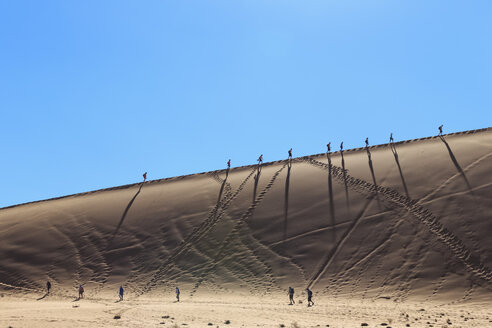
288,287 -> 295,305
288,148 -> 292,159
46,281 -> 51,294
227,159 -> 231,169
327,142 -> 331,153
390,133 -> 394,143
306,288 -> 314,307
143,172 -> 147,182
119,286 -> 124,301
365,137 -> 369,148
78,285 -> 84,299
176,286 -> 180,302
340,142 -> 343,151
258,154 -> 263,165
438,125 -> 443,135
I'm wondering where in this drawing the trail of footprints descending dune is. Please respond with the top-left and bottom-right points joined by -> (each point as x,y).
139,167 -> 257,294
302,157 -> 492,286
189,163 -> 289,296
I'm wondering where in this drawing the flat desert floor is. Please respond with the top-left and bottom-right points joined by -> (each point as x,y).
1,294 -> 492,328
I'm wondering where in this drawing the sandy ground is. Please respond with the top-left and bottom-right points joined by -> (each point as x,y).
1,293 -> 492,328
1,128 -> 492,327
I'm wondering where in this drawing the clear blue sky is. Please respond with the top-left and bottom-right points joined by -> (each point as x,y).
1,0 -> 491,208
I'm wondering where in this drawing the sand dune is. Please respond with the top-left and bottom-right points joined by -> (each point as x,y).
1,128 -> 492,327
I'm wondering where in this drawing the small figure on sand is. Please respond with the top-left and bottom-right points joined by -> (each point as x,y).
306,288 -> 314,307
340,142 -> 343,151
438,125 -> 443,135
288,287 -> 295,305
365,137 -> 369,148
327,142 -> 331,153
288,148 -> 292,160
176,286 -> 180,302
46,281 -> 51,294
227,159 -> 231,169
78,285 -> 84,299
119,286 -> 124,301
258,154 -> 263,165
143,172 -> 147,182
390,133 -> 394,143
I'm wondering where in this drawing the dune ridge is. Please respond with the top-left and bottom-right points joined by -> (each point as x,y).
1,127 -> 489,211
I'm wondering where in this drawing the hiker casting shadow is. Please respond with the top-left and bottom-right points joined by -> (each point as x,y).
340,142 -> 350,217
326,143 -> 336,242
389,133 -> 410,198
253,155 -> 263,201
288,287 -> 295,305
365,138 -> 381,209
111,172 -> 147,241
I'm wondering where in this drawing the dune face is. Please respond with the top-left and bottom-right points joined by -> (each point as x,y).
1,128 -> 492,306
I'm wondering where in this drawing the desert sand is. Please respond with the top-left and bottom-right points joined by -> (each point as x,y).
1,128 -> 492,327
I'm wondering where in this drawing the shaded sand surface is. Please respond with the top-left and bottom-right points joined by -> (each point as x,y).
1,128 -> 492,327
1,293 -> 492,327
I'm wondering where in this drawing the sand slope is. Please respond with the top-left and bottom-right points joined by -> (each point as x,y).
1,128 -> 492,312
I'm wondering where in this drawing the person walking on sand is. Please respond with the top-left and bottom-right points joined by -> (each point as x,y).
306,288 -> 314,307
258,154 -> 263,165
119,286 -> 124,301
327,142 -> 331,153
288,287 -> 295,305
340,142 -> 343,151
365,137 -> 369,148
288,148 -> 292,160
176,286 -> 180,302
227,159 -> 231,169
390,133 -> 394,143
46,281 -> 51,294
438,125 -> 443,135
143,172 -> 147,182
78,285 -> 84,299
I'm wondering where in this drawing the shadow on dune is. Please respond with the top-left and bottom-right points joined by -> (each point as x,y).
390,141 -> 410,198
36,293 -> 49,301
253,166 -> 261,202
366,147 -> 381,209
327,152 -> 336,242
340,149 -> 350,217
439,135 -> 473,192
111,182 -> 145,240
215,175 -> 228,211
283,162 -> 291,246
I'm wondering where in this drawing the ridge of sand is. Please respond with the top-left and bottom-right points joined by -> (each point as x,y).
1,127 -> 489,211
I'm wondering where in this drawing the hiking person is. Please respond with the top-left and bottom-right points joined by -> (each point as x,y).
390,133 -> 394,143
143,172 -> 147,182
365,137 -> 369,148
258,154 -> 263,164
340,142 -> 343,151
227,159 -> 231,169
327,142 -> 331,153
46,281 -> 51,294
78,285 -> 84,299
119,286 -> 124,301
288,148 -> 292,159
306,288 -> 314,307
438,125 -> 443,135
176,286 -> 180,302
288,287 -> 295,305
